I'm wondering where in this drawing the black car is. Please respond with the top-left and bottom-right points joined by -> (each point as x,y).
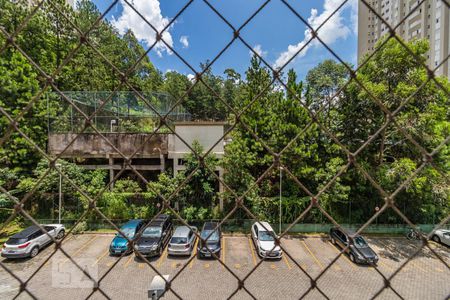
197,222 -> 221,259
135,217 -> 172,258
329,227 -> 378,265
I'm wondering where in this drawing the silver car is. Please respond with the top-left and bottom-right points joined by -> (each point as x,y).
251,221 -> 282,259
167,226 -> 197,256
1,224 -> 65,259
431,229 -> 450,246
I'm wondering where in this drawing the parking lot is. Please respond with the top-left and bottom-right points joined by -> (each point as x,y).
0,234 -> 448,300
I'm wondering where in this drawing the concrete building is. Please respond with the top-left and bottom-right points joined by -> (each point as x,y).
358,0 -> 449,78
48,121 -> 227,209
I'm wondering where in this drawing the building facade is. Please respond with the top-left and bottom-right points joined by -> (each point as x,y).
358,0 -> 449,78
48,121 -> 227,210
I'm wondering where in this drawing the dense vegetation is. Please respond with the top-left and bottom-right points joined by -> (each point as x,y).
0,0 -> 448,229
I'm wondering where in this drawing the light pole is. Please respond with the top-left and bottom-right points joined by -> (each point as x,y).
279,166 -> 283,235
55,163 -> 62,224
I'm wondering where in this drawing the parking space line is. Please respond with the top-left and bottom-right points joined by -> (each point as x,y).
248,237 -> 257,266
93,249 -> 109,266
378,259 -> 394,271
124,255 -> 134,268
221,237 -> 225,269
62,235 -> 97,265
301,240 -> 324,270
189,238 -> 199,268
328,242 -> 356,270
282,253 -> 292,270
157,246 -> 167,269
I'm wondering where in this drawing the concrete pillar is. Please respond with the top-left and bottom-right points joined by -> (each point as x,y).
218,167 -> 224,212
108,155 -> 114,190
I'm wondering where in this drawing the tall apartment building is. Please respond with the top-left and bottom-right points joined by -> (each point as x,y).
358,0 -> 450,78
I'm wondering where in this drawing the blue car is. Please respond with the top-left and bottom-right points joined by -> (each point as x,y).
109,219 -> 146,255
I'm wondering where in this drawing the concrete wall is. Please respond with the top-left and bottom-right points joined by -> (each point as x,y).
48,133 -> 168,158
169,122 -> 225,156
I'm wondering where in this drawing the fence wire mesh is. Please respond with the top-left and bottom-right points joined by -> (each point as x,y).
0,0 -> 449,299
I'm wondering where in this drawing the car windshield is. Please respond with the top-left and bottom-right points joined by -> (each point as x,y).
200,230 -> 219,241
116,227 -> 136,239
354,236 -> 368,248
142,226 -> 162,238
6,238 -> 28,245
259,231 -> 275,241
170,237 -> 187,244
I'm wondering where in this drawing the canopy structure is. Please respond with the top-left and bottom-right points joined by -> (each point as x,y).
47,91 -> 191,133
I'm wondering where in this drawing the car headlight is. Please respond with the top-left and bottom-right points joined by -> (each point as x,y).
151,244 -> 158,250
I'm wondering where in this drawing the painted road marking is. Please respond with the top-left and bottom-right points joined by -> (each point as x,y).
378,259 -> 395,272
124,255 -> 134,268
204,263 -> 210,269
282,253 -> 292,270
157,247 -> 167,269
328,242 -> 356,270
139,263 -> 145,269
302,240 -> 324,270
189,238 -> 199,268
377,239 -> 427,273
270,264 -> 277,270
234,263 -> 241,269
93,249 -> 109,266
248,237 -> 257,266
61,236 -> 97,265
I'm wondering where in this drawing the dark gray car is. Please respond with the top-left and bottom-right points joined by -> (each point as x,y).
197,222 -> 221,258
330,227 -> 378,265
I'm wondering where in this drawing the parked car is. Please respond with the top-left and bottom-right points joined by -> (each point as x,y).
109,219 -> 146,255
167,226 -> 197,256
135,217 -> 173,257
1,224 -> 65,259
330,227 -> 378,264
197,222 -> 221,258
251,222 -> 282,259
431,229 -> 450,246
155,214 -> 170,221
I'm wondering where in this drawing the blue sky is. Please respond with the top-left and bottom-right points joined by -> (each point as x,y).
91,0 -> 358,80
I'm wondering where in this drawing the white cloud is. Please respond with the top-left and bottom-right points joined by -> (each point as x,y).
274,0 -> 352,69
180,36 -> 189,48
250,44 -> 267,57
348,0 -> 358,35
187,74 -> 196,81
112,0 -> 174,57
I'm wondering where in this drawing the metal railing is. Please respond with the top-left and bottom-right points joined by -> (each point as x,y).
0,0 -> 449,299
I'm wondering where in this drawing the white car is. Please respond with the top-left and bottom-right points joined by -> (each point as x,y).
251,222 -> 282,259
431,229 -> 450,246
1,224 -> 65,259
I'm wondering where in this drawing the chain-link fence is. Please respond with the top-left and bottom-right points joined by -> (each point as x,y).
0,0 -> 449,299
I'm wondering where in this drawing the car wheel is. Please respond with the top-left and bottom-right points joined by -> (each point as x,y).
432,235 -> 441,243
56,230 -> 65,240
349,253 -> 356,263
30,247 -> 39,258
